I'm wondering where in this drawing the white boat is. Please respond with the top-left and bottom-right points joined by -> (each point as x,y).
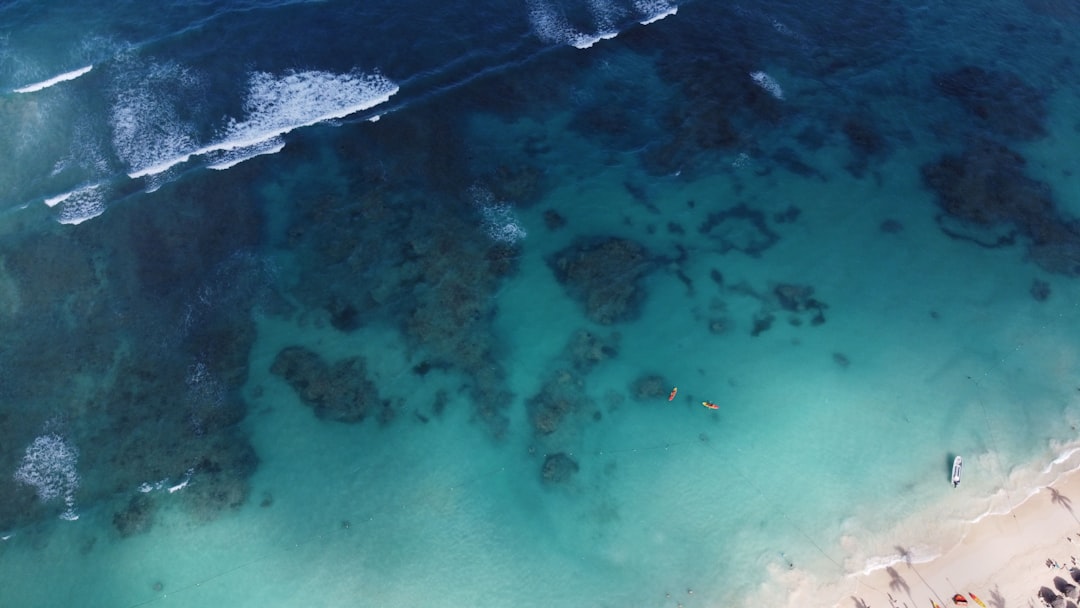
952,456 -> 963,488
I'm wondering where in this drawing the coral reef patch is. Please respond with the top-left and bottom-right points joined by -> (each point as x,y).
0,168 -> 264,531
275,116 -> 523,437
630,374 -> 670,401
935,66 -> 1047,140
922,140 -> 1080,276
113,494 -> 156,538
541,452 -> 580,484
270,346 -> 388,424
698,204 -> 780,258
526,330 -> 620,436
548,237 -> 654,324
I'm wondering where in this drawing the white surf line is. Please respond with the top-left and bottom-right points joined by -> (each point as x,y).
13,65 -> 93,94
127,84 -> 399,180
636,1 -> 678,25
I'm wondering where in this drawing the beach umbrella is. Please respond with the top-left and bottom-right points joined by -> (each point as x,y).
951,594 -> 968,606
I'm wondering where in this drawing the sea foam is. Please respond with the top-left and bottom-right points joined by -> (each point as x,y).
750,70 -> 785,100
126,69 -> 398,179
13,65 -> 93,93
45,184 -> 106,225
110,60 -> 203,180
469,185 -> 526,244
13,433 -> 80,521
634,0 -> 677,24
527,0 -> 619,49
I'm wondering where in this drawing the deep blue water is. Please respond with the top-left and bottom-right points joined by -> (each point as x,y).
3,1 -> 1080,607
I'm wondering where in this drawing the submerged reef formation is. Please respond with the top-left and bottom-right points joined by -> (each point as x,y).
526,330 -> 620,437
935,66 -> 1047,140
0,167 -> 265,531
698,204 -> 781,258
529,369 -> 589,436
630,374 -> 670,401
922,140 -> 1080,276
773,283 -> 828,323
615,1 -> 909,177
841,114 -> 892,178
541,452 -> 580,484
113,494 -> 155,538
270,346 -> 390,424
277,106 -> 524,438
548,236 -> 654,324
705,278 -> 829,337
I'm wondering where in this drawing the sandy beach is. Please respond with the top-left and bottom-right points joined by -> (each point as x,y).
818,460 -> 1080,608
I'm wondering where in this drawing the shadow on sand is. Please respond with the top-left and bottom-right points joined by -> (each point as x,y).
891,545 -> 947,608
1049,486 -> 1080,526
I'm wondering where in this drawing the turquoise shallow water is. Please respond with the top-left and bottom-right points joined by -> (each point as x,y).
3,1 -> 1080,607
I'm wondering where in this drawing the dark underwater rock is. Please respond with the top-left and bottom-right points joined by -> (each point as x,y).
842,115 -> 890,177
548,237 -> 654,324
526,330 -> 618,435
270,346 -> 385,423
698,204 -> 780,258
1031,279 -> 1052,301
528,369 -> 589,435
774,283 -> 821,313
935,66 -> 1047,140
631,374 -> 669,401
922,140 -> 1080,276
541,452 -> 580,484
543,209 -> 567,231
113,494 -> 156,537
567,329 -> 620,371
879,219 -> 904,234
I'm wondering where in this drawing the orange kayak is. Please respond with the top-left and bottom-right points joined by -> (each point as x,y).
668,387 -> 678,401
952,594 -> 968,606
701,401 -> 719,410
968,593 -> 986,608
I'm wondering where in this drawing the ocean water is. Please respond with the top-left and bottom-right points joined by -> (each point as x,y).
2,0 -> 1080,606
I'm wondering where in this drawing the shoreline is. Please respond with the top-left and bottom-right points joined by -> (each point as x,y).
816,453 -> 1080,608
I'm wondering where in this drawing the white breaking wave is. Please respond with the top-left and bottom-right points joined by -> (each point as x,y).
206,137 -> 286,171
220,70 -> 398,155
137,467 -> 194,495
528,0 -> 675,47
527,0 -> 578,45
44,184 -> 107,225
13,65 -> 93,94
125,69 -> 398,179
633,0 -> 677,24
750,70 -> 784,100
110,60 -> 203,180
526,0 -> 616,49
587,0 -> 622,36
